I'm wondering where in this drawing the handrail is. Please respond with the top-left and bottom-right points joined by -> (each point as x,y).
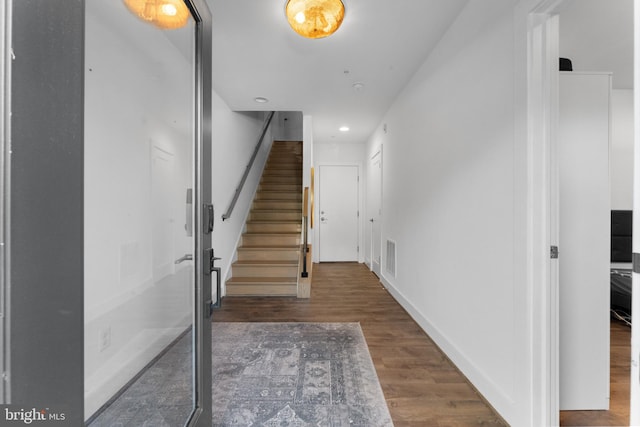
222,111 -> 275,221
301,187 -> 309,278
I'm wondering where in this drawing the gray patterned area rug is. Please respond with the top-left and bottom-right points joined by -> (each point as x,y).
212,322 -> 393,427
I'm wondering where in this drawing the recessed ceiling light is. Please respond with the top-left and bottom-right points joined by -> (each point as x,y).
339,126 -> 349,132
254,97 -> 269,103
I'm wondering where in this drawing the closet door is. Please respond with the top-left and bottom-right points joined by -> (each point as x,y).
558,72 -> 611,410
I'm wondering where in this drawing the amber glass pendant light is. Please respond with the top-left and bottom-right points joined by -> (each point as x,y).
123,0 -> 190,30
285,0 -> 345,39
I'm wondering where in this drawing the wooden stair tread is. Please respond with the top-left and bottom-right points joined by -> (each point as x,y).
251,208 -> 302,212
243,232 -> 300,236
233,260 -> 298,265
227,277 -> 297,284
239,245 -> 300,250
245,222 -> 301,226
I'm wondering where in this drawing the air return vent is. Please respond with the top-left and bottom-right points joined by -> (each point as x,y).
386,239 -> 396,277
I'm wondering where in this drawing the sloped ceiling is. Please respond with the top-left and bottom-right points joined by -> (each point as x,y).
207,0 -> 469,144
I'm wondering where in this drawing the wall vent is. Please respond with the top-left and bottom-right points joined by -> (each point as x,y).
386,239 -> 396,277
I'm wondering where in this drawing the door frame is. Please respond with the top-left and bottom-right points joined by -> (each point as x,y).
0,0 -> 9,405
187,0 -> 213,425
3,0 -> 212,423
368,148 -> 383,276
528,0 -> 639,423
527,2 -> 561,425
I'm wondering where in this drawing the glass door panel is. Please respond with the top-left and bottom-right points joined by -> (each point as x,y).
84,1 -> 203,425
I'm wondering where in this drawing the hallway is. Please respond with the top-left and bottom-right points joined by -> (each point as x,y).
213,262 -> 507,426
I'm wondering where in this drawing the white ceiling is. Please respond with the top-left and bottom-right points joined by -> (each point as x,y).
207,0 -> 468,144
557,0 -> 633,90
206,0 -> 634,145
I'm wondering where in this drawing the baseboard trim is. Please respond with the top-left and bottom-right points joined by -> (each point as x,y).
378,274 -> 514,424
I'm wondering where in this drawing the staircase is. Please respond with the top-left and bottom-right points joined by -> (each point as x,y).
226,141 -> 303,296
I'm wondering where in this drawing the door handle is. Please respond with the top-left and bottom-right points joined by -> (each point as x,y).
174,254 -> 193,264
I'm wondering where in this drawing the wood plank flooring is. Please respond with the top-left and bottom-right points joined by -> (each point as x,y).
213,262 -> 508,426
560,319 -> 631,426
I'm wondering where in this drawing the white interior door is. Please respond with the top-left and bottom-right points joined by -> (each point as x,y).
318,165 -> 359,262
631,1 -> 640,422
368,151 -> 382,275
558,72 -> 611,410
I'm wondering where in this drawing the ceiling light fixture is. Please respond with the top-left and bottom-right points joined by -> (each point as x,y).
285,0 -> 345,39
339,126 -> 350,132
254,97 -> 269,103
122,0 -> 190,30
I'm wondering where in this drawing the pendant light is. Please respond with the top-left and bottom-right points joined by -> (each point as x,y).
285,0 -> 345,39
123,0 -> 190,30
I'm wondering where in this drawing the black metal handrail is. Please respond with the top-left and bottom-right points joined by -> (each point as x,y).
222,111 -> 275,221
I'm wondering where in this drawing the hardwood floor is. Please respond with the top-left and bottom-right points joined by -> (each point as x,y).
560,319 -> 631,427
213,262 -> 508,426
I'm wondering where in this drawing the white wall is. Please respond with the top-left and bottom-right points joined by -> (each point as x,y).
364,0 -> 546,424
313,143 -> 366,263
272,111 -> 303,141
211,98 -> 271,290
611,89 -> 635,210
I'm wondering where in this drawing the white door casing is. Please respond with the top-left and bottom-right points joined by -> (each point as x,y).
528,1 -> 637,422
368,150 -> 382,275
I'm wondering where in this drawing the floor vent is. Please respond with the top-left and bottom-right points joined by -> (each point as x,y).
386,239 -> 396,277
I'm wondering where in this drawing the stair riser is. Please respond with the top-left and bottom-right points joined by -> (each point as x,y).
268,151 -> 301,156
232,265 -> 298,277
264,168 -> 301,176
256,193 -> 302,202
262,169 -> 301,177
253,201 -> 301,210
226,284 -> 297,296
268,160 -> 300,164
259,184 -> 302,192
267,159 -> 301,165
242,234 -> 300,246
271,143 -> 301,149
250,211 -> 302,221
261,177 -> 301,185
266,159 -> 301,166
237,249 -> 299,262
246,223 -> 301,233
